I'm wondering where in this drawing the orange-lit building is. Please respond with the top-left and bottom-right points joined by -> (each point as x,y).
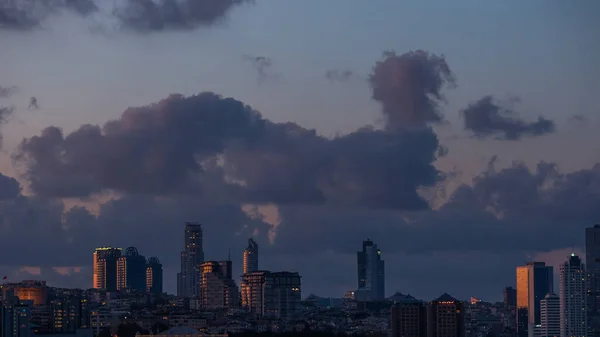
1,280 -> 48,306
516,262 -> 553,337
93,247 -> 122,291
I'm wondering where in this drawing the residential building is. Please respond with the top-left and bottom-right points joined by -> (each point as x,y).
177,223 -> 205,298
559,254 -> 586,337
243,238 -> 258,274
116,247 -> 147,292
240,271 -> 301,320
146,257 -> 163,294
516,262 -> 554,337
200,261 -> 239,309
390,294 -> 427,337
540,293 -> 560,337
426,293 -> 465,337
356,239 -> 385,301
92,247 -> 122,291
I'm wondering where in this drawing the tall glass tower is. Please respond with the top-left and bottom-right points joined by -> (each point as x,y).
356,239 -> 385,301
243,238 -> 259,274
516,262 -> 554,337
177,222 -> 205,298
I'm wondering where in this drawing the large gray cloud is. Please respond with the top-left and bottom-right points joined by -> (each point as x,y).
15,92 -> 443,210
0,106 -> 15,149
0,86 -> 19,98
462,95 -> 556,140
369,50 -> 456,129
114,0 -> 252,33
0,0 -> 97,30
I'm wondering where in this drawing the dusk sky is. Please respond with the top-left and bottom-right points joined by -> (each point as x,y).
1,0 -> 600,302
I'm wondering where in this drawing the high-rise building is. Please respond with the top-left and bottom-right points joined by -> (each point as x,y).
116,247 -> 147,292
243,238 -> 258,274
559,254 -> 586,337
516,262 -> 554,337
1,297 -> 32,337
240,271 -> 301,320
177,223 -> 205,298
426,293 -> 465,337
587,225 -> 600,336
146,257 -> 163,294
356,239 -> 385,301
540,293 -> 560,337
200,261 -> 239,309
92,247 -> 122,291
390,295 -> 427,337
504,286 -> 517,308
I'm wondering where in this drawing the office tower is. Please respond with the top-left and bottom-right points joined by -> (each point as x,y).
587,225 -> 600,336
516,262 -> 554,337
243,238 -> 259,274
116,246 -> 147,292
177,222 -> 205,298
559,254 -> 587,337
356,239 -> 385,301
390,295 -> 427,337
146,257 -> 163,294
504,286 -> 517,308
200,261 -> 239,309
241,271 -> 301,320
426,293 -> 465,337
541,293 -> 560,337
92,247 -> 122,291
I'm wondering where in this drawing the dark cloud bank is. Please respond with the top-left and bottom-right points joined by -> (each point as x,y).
0,50 -> 584,300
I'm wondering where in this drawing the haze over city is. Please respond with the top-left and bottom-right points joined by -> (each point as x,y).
1,0 -> 599,303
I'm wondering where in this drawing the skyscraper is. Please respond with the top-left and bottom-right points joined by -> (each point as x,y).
559,254 -> 586,337
541,293 -> 560,337
116,247 -> 147,292
390,295 -> 427,337
146,257 -> 163,294
240,271 -> 302,320
243,238 -> 258,274
92,247 -> 122,291
200,261 -> 239,309
177,222 -> 205,298
516,262 -> 554,337
426,293 -> 465,337
356,239 -> 385,301
587,225 -> 600,336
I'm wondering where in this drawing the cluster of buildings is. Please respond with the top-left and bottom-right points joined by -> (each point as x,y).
93,246 -> 163,294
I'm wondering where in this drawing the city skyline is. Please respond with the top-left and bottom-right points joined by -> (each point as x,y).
0,0 -> 599,301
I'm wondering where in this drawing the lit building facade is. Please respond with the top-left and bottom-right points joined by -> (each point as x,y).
559,254 -> 586,337
426,293 -> 465,337
146,257 -> 163,294
240,271 -> 301,321
200,261 -> 238,309
587,225 -> 600,336
516,262 -> 554,337
1,281 -> 48,306
177,223 -> 205,298
356,239 -> 385,301
390,295 -> 427,337
92,247 -> 122,291
541,293 -> 560,337
116,247 -> 146,292
243,238 -> 258,274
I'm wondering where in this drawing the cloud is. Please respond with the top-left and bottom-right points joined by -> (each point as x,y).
325,69 -> 354,83
369,50 -> 456,129
242,55 -> 274,84
569,114 -> 587,124
0,106 -> 16,149
461,95 -> 556,140
15,92 -> 444,210
0,173 -> 21,200
0,0 -> 97,31
0,86 -> 19,98
114,0 -> 251,33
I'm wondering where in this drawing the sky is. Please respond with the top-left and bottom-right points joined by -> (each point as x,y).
1,0 -> 600,302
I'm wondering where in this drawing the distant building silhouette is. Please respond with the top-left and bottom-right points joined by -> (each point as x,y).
586,225 -> 600,336
177,223 -> 204,298
243,238 -> 258,274
426,293 -> 465,337
560,254 -> 586,337
146,257 -> 163,294
504,286 -> 517,308
92,247 -> 122,291
356,239 -> 385,301
390,294 -> 426,337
